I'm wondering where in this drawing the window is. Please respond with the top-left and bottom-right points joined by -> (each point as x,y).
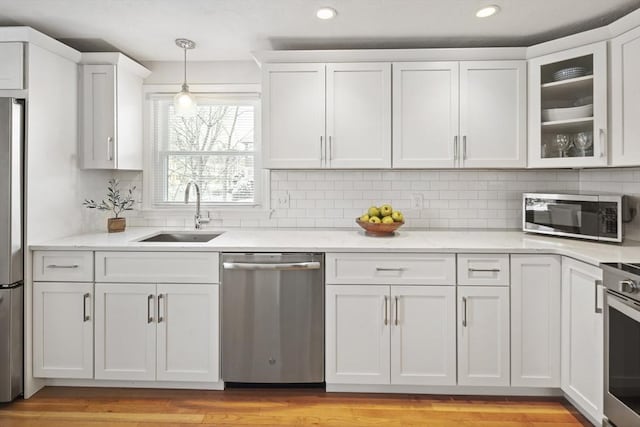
150,94 -> 260,208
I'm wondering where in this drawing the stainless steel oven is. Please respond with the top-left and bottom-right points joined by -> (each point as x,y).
601,263 -> 640,427
523,193 -> 632,242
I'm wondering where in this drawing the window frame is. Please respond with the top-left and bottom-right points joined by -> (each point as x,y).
143,84 -> 268,213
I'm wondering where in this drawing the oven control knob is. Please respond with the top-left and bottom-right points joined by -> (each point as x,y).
620,279 -> 639,293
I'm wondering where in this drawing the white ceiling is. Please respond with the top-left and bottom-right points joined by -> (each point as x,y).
0,0 -> 639,61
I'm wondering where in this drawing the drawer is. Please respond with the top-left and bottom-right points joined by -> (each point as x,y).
33,251 -> 94,282
457,254 -> 510,286
95,251 -> 219,284
326,253 -> 456,285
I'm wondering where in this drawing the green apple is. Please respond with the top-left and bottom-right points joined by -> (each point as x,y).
369,216 -> 381,224
381,216 -> 394,224
359,214 -> 370,222
368,206 -> 380,218
380,204 -> 393,217
391,210 -> 404,222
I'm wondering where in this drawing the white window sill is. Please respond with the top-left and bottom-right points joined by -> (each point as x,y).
137,206 -> 274,220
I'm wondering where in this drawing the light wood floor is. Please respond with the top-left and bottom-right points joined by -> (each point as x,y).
0,387 -> 590,427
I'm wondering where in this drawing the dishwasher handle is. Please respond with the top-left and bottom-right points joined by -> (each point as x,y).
222,261 -> 321,271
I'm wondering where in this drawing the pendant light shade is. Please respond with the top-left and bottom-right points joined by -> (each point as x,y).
174,38 -> 197,117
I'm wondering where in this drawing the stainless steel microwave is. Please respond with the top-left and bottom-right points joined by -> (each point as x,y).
522,193 -> 632,243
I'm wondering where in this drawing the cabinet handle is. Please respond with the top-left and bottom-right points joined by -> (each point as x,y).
384,296 -> 388,326
468,268 -> 501,273
462,296 -> 468,327
376,267 -> 405,272
462,136 -> 467,161
83,293 -> 90,322
107,136 -> 114,161
158,294 -> 164,323
595,279 -> 603,314
320,136 -> 324,166
147,294 -> 154,323
598,129 -> 606,158
329,136 -> 333,161
46,264 -> 79,269
394,296 -> 399,326
454,136 -> 458,161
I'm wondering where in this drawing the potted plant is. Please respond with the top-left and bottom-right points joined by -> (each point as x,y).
83,178 -> 136,233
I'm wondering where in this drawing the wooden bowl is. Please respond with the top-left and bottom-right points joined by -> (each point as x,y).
356,218 -> 404,236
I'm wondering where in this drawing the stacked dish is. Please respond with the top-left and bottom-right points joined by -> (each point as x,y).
542,103 -> 593,122
553,67 -> 588,81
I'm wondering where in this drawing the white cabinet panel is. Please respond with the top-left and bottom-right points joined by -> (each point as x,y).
561,258 -> 603,423
81,65 -> 116,169
95,251 -> 219,284
390,286 -> 456,386
0,43 -> 24,89
511,255 -> 561,387
326,285 -> 390,384
326,253 -> 456,285
33,250 -> 94,282
457,254 -> 510,286
156,284 -> 219,382
326,63 -> 391,168
95,283 -> 156,380
262,63 -> 325,169
458,286 -> 510,386
33,282 -> 93,379
460,61 -> 526,168
392,62 -> 459,168
611,26 -> 640,166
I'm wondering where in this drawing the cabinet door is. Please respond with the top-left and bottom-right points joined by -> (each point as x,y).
95,283 -> 156,380
528,42 -> 608,168
326,63 -> 391,168
262,63 -> 325,169
561,258 -> 603,423
458,286 -> 510,386
460,61 -> 526,168
156,284 -> 219,382
0,43 -> 24,89
392,62 -> 458,168
611,26 -> 640,166
390,286 -> 456,386
33,282 -> 93,379
511,255 -> 561,387
81,64 -> 116,169
325,285 -> 390,384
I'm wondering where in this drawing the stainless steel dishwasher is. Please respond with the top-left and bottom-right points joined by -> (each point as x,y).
221,253 -> 324,384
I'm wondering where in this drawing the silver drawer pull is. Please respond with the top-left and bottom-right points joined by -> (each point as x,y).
376,267 -> 406,272
47,264 -> 79,269
83,293 -> 91,322
462,296 -> 468,327
384,296 -> 389,326
147,294 -> 154,323
468,268 -> 500,273
222,261 -> 320,271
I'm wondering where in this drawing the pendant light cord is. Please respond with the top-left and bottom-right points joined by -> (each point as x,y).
183,47 -> 187,87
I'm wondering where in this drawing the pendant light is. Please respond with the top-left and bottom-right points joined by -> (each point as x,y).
174,38 -> 197,117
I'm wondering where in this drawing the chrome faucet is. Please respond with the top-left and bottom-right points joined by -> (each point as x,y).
184,181 -> 210,229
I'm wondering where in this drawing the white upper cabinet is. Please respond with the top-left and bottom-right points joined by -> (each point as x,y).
262,62 -> 391,169
392,61 -> 525,168
392,62 -> 459,168
80,53 -> 150,170
326,63 -> 391,168
528,42 -> 608,168
611,26 -> 640,166
262,63 -> 326,169
460,61 -> 527,168
0,42 -> 24,90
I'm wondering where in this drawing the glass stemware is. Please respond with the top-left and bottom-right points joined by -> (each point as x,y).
574,131 -> 593,157
555,134 -> 572,158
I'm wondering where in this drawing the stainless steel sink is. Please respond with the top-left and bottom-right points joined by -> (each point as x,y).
138,232 -> 223,243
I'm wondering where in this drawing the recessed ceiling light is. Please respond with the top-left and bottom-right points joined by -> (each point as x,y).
316,7 -> 337,20
476,5 -> 500,18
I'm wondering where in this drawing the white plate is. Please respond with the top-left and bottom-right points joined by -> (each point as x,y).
542,104 -> 593,122
553,67 -> 587,81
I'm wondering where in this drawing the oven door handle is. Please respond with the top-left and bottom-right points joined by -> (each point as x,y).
222,261 -> 320,271
606,290 -> 640,322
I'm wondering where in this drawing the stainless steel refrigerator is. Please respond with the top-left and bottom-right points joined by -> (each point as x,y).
0,98 -> 24,402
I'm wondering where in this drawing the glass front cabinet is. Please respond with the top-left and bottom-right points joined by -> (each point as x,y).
528,42 -> 608,168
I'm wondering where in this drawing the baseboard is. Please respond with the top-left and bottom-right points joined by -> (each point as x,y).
326,383 -> 563,396
45,378 -> 225,390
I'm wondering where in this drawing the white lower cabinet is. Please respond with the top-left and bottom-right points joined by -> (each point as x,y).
33,282 -> 94,379
326,284 -> 456,386
95,283 -> 219,382
510,255 -> 561,387
561,258 -> 604,424
457,286 -> 510,386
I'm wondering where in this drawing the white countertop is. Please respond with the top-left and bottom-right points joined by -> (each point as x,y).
29,227 -> 640,266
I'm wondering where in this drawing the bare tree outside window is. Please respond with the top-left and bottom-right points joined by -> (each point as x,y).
153,97 -> 257,206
